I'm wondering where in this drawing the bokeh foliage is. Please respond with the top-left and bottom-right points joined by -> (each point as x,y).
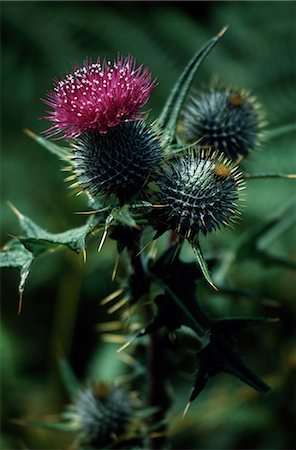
1,2 -> 296,449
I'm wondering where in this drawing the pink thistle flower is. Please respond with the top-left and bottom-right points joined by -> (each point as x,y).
42,55 -> 155,140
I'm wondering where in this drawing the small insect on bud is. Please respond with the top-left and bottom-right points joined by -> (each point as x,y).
72,120 -> 162,204
152,149 -> 244,242
180,87 -> 264,160
68,384 -> 133,447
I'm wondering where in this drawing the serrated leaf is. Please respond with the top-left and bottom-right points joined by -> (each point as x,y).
158,28 -> 227,144
2,207 -> 103,311
10,204 -> 103,255
24,129 -> 71,160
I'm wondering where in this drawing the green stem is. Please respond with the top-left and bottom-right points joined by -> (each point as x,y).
263,123 -> 296,140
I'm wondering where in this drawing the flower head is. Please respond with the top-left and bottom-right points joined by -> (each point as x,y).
179,88 -> 263,160
43,55 -> 155,140
68,384 -> 134,447
152,149 -> 244,241
72,121 -> 162,204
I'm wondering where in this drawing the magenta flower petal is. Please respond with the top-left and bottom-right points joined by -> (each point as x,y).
42,55 -> 156,140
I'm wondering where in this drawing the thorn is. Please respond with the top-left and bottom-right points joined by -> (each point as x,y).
18,293 -> 23,315
210,281 -> 219,292
136,240 -> 153,256
112,254 -> 120,281
101,288 -> 123,305
182,401 -> 191,418
74,210 -> 97,215
107,297 -> 128,314
96,321 -> 122,332
101,334 -> 126,344
97,228 -> 108,253
117,336 -> 136,353
217,25 -> 229,38
23,128 -> 36,139
287,174 -> 296,178
82,248 -> 87,263
7,201 -> 22,218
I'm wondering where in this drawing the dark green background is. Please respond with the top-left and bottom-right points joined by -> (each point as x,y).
1,2 -> 296,449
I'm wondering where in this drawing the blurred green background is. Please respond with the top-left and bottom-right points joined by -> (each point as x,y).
1,2 -> 296,449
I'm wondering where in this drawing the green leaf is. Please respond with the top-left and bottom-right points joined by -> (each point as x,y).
263,123 -> 296,141
29,419 -> 76,432
245,173 -> 296,180
192,242 -> 218,291
8,202 -> 103,255
0,239 -> 34,314
2,205 -> 104,312
58,359 -> 80,398
158,27 -> 227,144
24,129 -> 71,160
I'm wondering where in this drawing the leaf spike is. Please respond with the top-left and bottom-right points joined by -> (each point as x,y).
101,288 -> 123,305
18,291 -> 23,315
7,201 -> 23,218
23,128 -> 36,139
182,401 -> 191,418
117,336 -> 137,353
112,254 -> 120,281
82,247 -> 87,264
217,25 -> 229,37
107,296 -> 128,314
97,228 -> 108,253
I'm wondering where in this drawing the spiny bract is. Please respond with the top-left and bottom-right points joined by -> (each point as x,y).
70,120 -> 163,204
152,149 -> 244,241
180,87 -> 263,160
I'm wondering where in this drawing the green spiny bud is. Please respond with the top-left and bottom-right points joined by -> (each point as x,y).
151,149 -> 244,242
179,87 -> 264,160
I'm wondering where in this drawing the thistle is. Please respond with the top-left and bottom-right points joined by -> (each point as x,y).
71,121 -> 162,204
152,149 -> 244,242
43,55 -> 163,203
179,87 -> 263,160
67,384 -> 134,447
43,55 -> 155,140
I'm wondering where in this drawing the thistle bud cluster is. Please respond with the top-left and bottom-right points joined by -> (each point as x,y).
43,55 -> 263,238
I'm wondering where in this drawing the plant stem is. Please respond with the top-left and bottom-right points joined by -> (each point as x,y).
128,233 -> 169,449
147,331 -> 169,450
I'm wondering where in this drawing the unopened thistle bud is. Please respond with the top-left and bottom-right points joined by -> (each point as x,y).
43,55 -> 162,203
180,88 -> 263,160
72,121 -> 162,204
152,149 -> 244,242
68,384 -> 133,447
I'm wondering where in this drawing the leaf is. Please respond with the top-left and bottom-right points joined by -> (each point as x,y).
58,359 -> 80,398
0,240 -> 34,314
158,27 -> 227,145
24,129 -> 71,160
192,242 -> 218,291
190,326 -> 270,402
29,419 -> 76,432
263,123 -> 296,141
8,202 -> 103,255
2,205 -> 104,311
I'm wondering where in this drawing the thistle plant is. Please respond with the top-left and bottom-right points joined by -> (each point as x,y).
1,27 -> 296,450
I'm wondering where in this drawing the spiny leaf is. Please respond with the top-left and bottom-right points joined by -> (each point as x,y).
24,129 -> 71,160
8,202 -> 103,255
263,123 -> 296,141
158,27 -> 227,145
0,240 -> 33,314
245,173 -> 296,180
192,242 -> 218,291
